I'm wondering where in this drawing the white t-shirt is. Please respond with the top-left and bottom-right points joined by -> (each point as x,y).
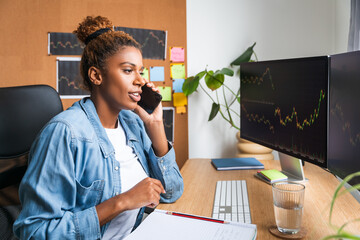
102,121 -> 148,240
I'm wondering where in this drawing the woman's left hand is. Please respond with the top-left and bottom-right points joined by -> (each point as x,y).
134,81 -> 169,156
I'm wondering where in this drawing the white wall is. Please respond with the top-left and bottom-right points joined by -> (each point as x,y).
186,0 -> 350,159
335,0 -> 351,52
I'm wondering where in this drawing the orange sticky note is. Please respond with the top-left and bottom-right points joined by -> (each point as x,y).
173,92 -> 187,107
176,106 -> 186,114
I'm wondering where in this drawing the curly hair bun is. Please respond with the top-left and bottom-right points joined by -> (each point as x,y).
73,16 -> 113,44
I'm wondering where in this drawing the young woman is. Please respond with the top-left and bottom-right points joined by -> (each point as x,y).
13,16 -> 183,240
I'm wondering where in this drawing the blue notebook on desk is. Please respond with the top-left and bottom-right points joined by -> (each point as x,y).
211,157 -> 264,170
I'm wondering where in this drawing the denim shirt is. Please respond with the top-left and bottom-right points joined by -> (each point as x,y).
13,98 -> 184,240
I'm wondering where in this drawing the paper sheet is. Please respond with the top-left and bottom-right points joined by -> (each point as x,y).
124,211 -> 256,240
173,92 -> 187,107
173,79 -> 185,93
150,66 -> 165,82
170,63 -> 186,79
142,67 -> 149,80
170,47 -> 185,62
176,106 -> 186,114
158,87 -> 172,101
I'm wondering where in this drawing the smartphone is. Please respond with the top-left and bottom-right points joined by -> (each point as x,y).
138,85 -> 162,114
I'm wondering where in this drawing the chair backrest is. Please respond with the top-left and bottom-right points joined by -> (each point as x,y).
0,85 -> 63,188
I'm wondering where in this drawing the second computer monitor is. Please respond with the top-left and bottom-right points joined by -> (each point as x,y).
240,56 -> 328,168
328,51 -> 360,185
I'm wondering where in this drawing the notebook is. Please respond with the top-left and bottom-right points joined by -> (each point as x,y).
255,169 -> 288,184
211,157 -> 264,170
125,210 -> 257,240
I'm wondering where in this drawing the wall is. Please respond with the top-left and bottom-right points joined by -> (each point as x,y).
335,0 -> 351,52
186,0 -> 350,159
0,0 -> 189,168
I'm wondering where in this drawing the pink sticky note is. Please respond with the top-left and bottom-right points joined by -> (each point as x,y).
170,47 -> 185,62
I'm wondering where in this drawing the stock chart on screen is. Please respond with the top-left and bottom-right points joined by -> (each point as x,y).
240,56 -> 328,167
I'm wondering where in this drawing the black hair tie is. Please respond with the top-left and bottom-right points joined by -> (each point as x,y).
85,27 -> 112,45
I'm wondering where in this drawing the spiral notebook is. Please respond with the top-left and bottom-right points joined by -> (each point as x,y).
125,209 -> 257,240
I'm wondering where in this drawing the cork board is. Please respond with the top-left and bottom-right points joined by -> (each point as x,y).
0,0 -> 188,168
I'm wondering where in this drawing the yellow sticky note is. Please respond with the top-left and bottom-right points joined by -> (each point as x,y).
142,67 -> 149,80
158,87 -> 172,101
170,63 -> 186,79
176,106 -> 186,114
173,92 -> 187,107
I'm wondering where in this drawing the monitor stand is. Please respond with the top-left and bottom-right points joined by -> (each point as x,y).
278,152 -> 309,182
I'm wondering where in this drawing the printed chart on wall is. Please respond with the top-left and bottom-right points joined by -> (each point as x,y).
48,32 -> 84,55
163,107 -> 175,143
115,27 -> 167,59
56,57 -> 89,98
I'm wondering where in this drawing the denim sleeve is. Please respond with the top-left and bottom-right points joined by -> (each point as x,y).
131,142 -> 184,230
134,115 -> 184,203
147,143 -> 184,203
13,122 -> 101,240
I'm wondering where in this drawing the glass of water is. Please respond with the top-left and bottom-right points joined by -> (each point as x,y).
272,181 -> 305,234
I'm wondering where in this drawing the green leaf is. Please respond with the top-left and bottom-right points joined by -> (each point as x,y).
230,42 -> 256,66
196,70 -> 207,79
218,68 -> 234,76
208,103 -> 220,121
182,76 -> 200,96
321,233 -> 360,240
237,96 -> 240,103
205,71 -> 224,91
329,171 -> 360,224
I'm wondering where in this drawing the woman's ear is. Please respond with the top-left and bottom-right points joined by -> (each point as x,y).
88,67 -> 103,86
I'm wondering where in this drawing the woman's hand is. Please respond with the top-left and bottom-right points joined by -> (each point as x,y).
121,177 -> 165,210
96,177 -> 165,226
134,82 -> 163,125
134,80 -> 169,157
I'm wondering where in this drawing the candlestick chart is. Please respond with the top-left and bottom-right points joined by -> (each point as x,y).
330,104 -> 360,147
115,27 -> 166,59
57,59 -> 90,96
49,33 -> 84,55
240,56 -> 328,167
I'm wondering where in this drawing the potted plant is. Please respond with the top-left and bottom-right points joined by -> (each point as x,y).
182,43 -> 274,160
182,42 -> 257,130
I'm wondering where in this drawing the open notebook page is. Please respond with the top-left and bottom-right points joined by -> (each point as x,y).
124,211 -> 257,240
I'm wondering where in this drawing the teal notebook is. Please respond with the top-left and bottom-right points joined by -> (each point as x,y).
211,157 -> 264,170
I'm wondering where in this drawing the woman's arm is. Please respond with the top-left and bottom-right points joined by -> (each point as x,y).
13,122 -> 101,240
14,121 -> 169,239
133,108 -> 184,203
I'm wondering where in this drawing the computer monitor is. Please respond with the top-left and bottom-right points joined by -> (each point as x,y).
328,51 -> 360,186
240,56 -> 329,181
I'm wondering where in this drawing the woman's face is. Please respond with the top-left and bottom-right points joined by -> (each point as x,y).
98,46 -> 145,111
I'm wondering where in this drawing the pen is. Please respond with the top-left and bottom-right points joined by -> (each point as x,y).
166,211 -> 227,224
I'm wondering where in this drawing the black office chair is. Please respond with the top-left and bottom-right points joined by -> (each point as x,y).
0,85 -> 63,239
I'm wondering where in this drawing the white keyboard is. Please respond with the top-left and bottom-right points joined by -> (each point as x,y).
212,180 -> 251,223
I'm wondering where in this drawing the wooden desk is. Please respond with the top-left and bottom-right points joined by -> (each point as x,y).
158,159 -> 360,239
